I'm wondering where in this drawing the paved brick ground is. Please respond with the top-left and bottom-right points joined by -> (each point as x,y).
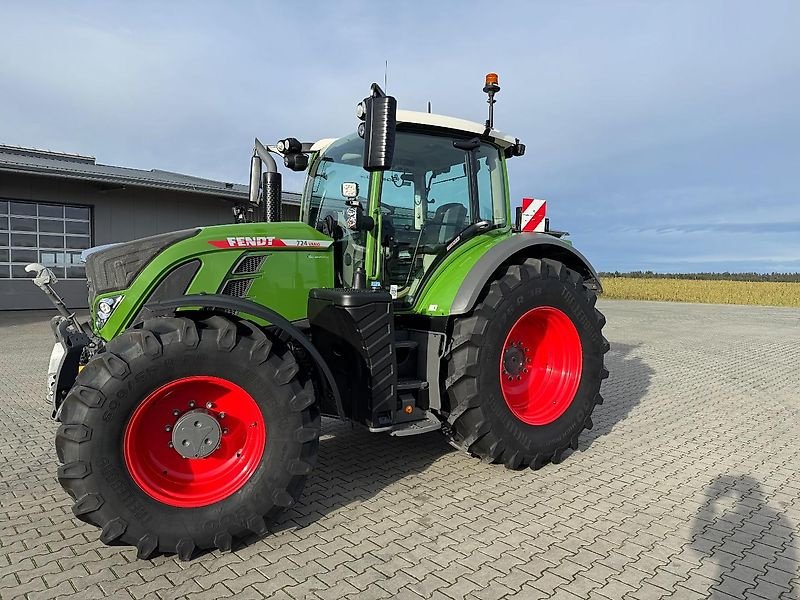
0,300 -> 798,600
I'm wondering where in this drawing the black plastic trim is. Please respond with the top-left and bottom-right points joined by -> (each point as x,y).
450,234 -> 602,315
85,228 -> 199,298
148,294 -> 344,419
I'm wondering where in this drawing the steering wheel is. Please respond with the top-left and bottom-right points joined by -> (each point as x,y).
318,214 -> 343,241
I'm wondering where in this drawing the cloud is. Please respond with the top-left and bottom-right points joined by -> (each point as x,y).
1,1 -> 798,272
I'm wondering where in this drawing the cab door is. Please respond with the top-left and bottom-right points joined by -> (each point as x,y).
375,131 -> 507,304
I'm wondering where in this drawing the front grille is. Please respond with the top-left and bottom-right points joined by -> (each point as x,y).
221,278 -> 253,298
233,255 -> 266,274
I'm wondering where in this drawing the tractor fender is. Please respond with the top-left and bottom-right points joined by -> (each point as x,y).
147,294 -> 344,419
450,233 -> 602,315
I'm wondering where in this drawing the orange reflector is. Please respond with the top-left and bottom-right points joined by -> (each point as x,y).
485,72 -> 499,86
404,405 -> 414,414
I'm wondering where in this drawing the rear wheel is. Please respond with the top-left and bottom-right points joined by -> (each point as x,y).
444,258 -> 609,469
55,314 -> 319,560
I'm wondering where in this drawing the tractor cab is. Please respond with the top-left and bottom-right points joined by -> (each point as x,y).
301,113 -> 517,305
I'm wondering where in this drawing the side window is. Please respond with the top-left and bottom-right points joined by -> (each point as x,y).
476,145 -> 506,226
428,162 -> 470,227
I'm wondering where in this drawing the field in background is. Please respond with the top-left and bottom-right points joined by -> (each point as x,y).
602,277 -> 800,307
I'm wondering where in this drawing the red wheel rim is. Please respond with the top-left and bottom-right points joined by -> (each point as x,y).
123,376 -> 266,508
499,307 -> 583,426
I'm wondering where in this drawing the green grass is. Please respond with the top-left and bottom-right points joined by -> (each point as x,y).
602,277 -> 800,307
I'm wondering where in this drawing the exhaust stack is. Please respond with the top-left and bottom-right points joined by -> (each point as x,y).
249,139 -> 282,222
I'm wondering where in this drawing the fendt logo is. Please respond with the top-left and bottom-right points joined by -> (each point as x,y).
209,237 -> 287,248
208,237 -> 332,249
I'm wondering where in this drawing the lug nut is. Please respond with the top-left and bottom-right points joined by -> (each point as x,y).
182,440 -> 190,447
204,438 -> 212,445
188,401 -> 195,408
223,428 -> 228,435
206,402 -> 213,409
219,412 -> 225,419
168,442 -> 174,448
165,425 -> 171,432
173,409 -> 180,416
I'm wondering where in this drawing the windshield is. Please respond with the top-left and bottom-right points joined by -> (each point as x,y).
301,134 -> 368,229
301,133 -> 368,287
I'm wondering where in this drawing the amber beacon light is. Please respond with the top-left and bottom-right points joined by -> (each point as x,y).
483,72 -> 501,131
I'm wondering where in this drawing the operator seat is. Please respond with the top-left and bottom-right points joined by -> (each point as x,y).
420,202 -> 468,246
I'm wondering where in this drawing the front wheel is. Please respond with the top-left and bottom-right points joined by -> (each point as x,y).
55,314 -> 319,560
444,258 -> 609,470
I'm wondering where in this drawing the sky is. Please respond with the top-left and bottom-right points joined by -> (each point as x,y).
1,1 -> 799,273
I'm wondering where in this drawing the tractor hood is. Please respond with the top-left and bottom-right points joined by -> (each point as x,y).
85,229 -> 200,304
87,221 -> 335,340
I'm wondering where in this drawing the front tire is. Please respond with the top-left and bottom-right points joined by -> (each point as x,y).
55,314 -> 319,560
444,258 -> 609,470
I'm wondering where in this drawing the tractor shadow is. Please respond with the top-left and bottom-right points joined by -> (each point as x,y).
268,419 -> 455,536
263,342 -> 654,539
689,474 -> 798,599
578,341 -> 653,453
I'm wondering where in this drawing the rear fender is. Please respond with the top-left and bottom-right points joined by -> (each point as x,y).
451,234 -> 602,315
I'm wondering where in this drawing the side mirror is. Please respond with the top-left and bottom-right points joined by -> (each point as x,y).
358,83 -> 396,172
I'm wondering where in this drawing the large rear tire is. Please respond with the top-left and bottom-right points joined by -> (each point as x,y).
55,314 -> 319,560
444,258 -> 609,470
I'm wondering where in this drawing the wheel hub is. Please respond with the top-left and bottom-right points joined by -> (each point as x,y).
502,342 -> 527,378
171,409 -> 222,458
123,375 -> 266,508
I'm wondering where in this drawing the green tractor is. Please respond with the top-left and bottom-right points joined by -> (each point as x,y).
29,75 -> 608,560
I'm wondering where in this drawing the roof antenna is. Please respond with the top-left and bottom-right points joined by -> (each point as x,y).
427,101 -> 432,113
384,60 -> 388,92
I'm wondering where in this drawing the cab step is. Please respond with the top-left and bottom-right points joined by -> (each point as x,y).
390,412 -> 442,437
395,339 -> 418,350
397,379 -> 428,392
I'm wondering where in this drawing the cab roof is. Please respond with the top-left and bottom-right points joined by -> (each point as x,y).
310,110 -> 518,154
396,110 -> 517,148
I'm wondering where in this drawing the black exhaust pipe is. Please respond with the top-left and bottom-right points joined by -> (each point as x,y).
262,171 -> 282,222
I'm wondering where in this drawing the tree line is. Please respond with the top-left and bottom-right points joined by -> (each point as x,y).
599,271 -> 800,283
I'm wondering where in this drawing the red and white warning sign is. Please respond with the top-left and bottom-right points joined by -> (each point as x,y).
520,198 -> 546,232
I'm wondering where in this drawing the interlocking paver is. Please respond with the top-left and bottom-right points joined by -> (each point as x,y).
1,301 -> 798,600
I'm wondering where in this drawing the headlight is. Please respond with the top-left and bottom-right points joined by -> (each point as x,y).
95,295 -> 123,330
